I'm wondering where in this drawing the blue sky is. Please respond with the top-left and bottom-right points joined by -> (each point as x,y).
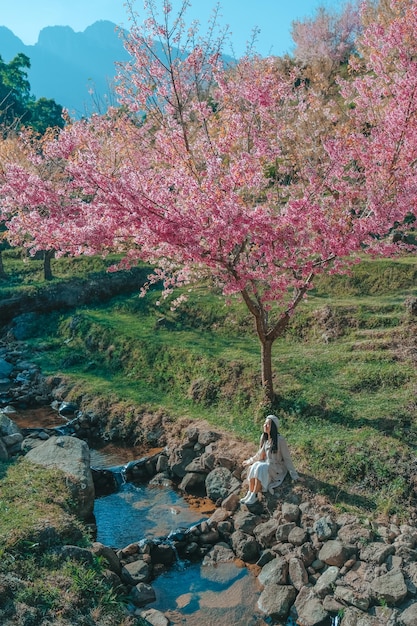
0,0 -> 345,57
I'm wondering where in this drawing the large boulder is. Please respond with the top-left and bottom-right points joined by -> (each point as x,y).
25,435 -> 94,520
205,466 -> 240,501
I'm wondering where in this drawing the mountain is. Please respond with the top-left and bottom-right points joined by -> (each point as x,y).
0,21 -> 131,117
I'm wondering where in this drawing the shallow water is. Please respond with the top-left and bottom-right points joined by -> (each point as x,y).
12,406 -> 267,624
94,481 -> 207,547
151,560 -> 265,625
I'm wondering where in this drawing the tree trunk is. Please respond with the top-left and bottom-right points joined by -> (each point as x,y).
43,250 -> 54,281
0,251 -> 6,279
260,338 -> 274,403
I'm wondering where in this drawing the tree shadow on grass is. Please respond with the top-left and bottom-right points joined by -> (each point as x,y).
276,396 -> 417,447
267,474 -> 377,514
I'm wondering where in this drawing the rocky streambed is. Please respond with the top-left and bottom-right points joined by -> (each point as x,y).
1,337 -> 417,626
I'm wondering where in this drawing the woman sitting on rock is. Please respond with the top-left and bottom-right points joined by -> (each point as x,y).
240,414 -> 299,505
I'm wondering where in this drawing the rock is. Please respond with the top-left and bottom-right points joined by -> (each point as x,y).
130,582 -> 156,607
253,519 -> 280,548
121,559 -> 152,585
337,523 -> 373,545
178,471 -> 207,492
202,543 -> 235,565
25,435 -> 94,520
288,557 -> 308,590
288,526 -> 308,546
293,586 -> 329,626
0,413 -> 21,436
318,540 -> 349,567
59,545 -> 94,564
282,502 -> 301,522
234,510 -> 261,534
314,566 -> 340,598
138,608 -> 169,626
197,430 -> 220,446
400,602 -> 417,626
314,515 -> 338,541
205,466 -> 241,501
231,530 -> 260,563
258,556 -> 289,586
359,541 -> 395,565
169,446 -> 197,478
370,569 -> 408,605
0,359 -> 13,377
0,438 -> 8,461
257,584 -> 296,621
276,522 -> 296,542
91,542 -> 122,575
333,585 -> 370,611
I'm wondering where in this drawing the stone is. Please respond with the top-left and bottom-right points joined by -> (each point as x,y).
233,510 -> 261,534
359,541 -> 395,565
0,413 -> 21,436
122,559 -> 152,585
231,530 -> 260,563
337,523 -> 373,545
198,430 -> 220,446
288,526 -> 308,546
130,582 -> 156,607
399,602 -> 417,626
314,566 -> 340,598
178,471 -> 207,492
138,608 -> 169,626
253,519 -> 280,548
293,586 -> 329,626
276,522 -> 296,542
0,359 -> 13,377
0,438 -> 8,461
205,466 -> 241,501
370,569 -> 408,605
318,540 -> 349,567
314,515 -> 338,541
257,584 -> 296,621
282,502 -> 300,522
25,435 -> 94,520
91,542 -> 122,575
288,557 -> 308,590
258,557 -> 289,586
297,542 -> 317,567
333,585 -> 370,611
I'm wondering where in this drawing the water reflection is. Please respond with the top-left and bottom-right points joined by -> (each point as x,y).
151,561 -> 265,625
94,482 -> 206,548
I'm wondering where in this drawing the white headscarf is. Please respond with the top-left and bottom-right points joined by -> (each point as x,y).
266,414 -> 280,431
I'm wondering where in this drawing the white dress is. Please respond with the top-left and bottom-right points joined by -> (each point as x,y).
246,435 -> 299,493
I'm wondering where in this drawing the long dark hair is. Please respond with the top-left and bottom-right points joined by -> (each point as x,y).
261,419 -> 278,453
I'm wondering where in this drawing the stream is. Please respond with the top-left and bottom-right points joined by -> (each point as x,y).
12,407 -> 268,625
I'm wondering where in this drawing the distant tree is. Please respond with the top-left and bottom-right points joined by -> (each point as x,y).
333,0 -> 417,245
0,53 -> 31,132
0,130 -> 64,280
291,1 -> 362,91
0,53 -> 64,136
26,97 -> 65,136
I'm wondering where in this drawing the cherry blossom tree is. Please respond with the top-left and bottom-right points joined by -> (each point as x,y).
291,2 -> 362,69
1,0 -> 416,404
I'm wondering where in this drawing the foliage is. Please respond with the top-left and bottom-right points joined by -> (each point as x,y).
0,53 -> 64,136
291,1 -> 362,67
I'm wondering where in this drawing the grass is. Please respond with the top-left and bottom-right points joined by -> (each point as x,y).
0,248 -> 416,622
7,253 -> 413,514
0,459 -> 146,625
